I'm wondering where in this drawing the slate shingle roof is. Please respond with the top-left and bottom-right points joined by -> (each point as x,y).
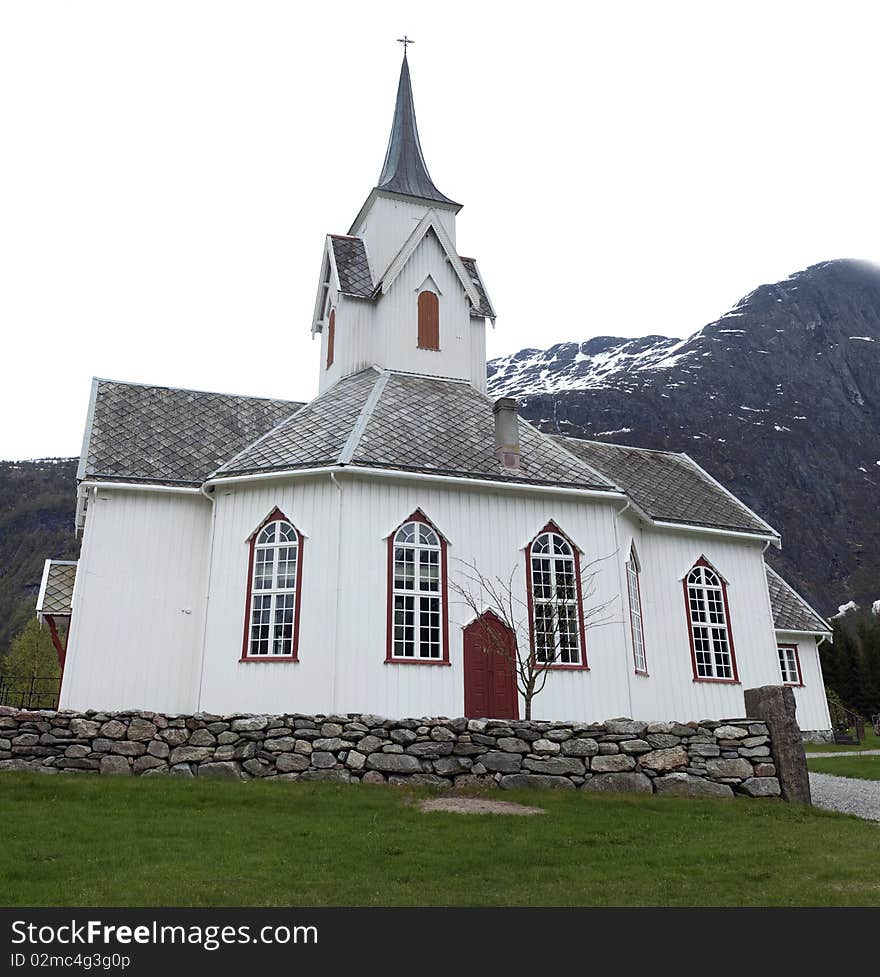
459,257 -> 495,319
214,369 -> 616,491
36,561 -> 77,617
330,236 -> 374,297
555,437 -> 775,537
81,380 -> 303,486
766,565 -> 830,634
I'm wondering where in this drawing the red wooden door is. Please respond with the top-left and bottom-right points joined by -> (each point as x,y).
463,613 -> 519,720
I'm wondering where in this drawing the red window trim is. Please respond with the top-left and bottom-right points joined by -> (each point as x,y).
683,555 -> 740,684
240,506 -> 304,663
777,642 -> 804,687
385,508 -> 450,665
326,308 -> 335,369
525,520 -> 589,671
627,546 -> 649,676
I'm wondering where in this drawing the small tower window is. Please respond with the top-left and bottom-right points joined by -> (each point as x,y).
417,291 -> 439,350
326,309 -> 335,369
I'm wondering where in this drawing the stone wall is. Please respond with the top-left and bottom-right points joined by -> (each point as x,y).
0,706 -> 783,798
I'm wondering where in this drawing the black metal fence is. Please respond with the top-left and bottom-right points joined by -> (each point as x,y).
0,675 -> 61,710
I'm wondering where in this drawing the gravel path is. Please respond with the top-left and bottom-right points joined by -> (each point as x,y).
809,772 -> 880,821
805,749 -> 880,759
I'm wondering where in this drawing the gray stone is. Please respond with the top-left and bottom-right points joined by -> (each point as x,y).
739,746 -> 771,758
160,728 -> 189,746
478,751 -> 522,773
561,737 -> 599,757
597,742 -> 620,755
738,777 -> 781,798
276,754 -> 310,773
100,755 -> 131,776
362,771 -> 386,784
605,719 -> 648,736
430,726 -> 456,742
531,738 -> 560,755
690,743 -> 721,758
638,747 -> 689,772
467,719 -> 489,733
111,741 -> 146,757
243,758 -> 271,777
714,725 -> 749,740
233,741 -> 257,761
499,774 -> 575,790
320,722 -> 344,737
263,737 -> 298,753
294,740 -> 313,755
357,735 -> 383,753
12,733 -> 39,747
64,744 -> 90,759
98,720 -> 127,739
432,756 -> 472,776
407,741 -> 453,757
69,718 -> 100,738
231,716 -> 268,732
366,753 -> 422,774
390,729 -> 417,745
60,758 -> 101,770
653,773 -> 735,798
647,733 -> 681,750
311,752 -> 337,769
522,757 -> 585,776
741,735 -> 770,748
754,763 -> 777,777
497,737 -> 531,754
127,718 -> 158,741
620,739 -> 652,754
91,738 -> 114,753
345,751 -> 366,771
199,761 -> 241,779
591,754 -> 635,773
169,746 -> 214,764
312,737 -> 353,752
147,740 -> 170,759
706,757 -> 753,780
582,772 -> 653,793
132,755 -> 167,774
544,728 -> 573,742
216,731 -> 237,745
189,728 -> 217,747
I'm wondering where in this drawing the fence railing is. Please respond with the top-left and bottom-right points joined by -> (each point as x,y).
0,675 -> 61,711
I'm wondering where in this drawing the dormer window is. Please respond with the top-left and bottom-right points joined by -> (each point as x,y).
417,290 -> 439,350
326,309 -> 335,368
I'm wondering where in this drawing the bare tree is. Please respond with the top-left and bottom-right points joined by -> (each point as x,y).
451,551 -> 618,720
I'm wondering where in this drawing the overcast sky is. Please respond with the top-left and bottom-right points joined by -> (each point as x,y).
2,1 -> 879,459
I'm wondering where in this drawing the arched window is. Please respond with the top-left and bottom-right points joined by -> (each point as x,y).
386,511 -> 449,663
526,524 -> 587,668
326,308 -> 335,368
417,290 -> 440,350
684,559 -> 737,681
241,510 -> 303,661
626,544 -> 647,674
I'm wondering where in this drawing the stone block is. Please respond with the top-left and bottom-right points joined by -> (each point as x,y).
100,755 -> 131,776
591,754 -> 635,773
638,747 -> 688,772
477,751 -> 522,773
583,772 -> 652,793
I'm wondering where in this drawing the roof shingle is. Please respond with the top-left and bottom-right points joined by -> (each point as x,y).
81,380 -> 302,486
555,437 -> 775,537
330,236 -> 374,297
36,560 -> 77,617
766,565 -> 830,634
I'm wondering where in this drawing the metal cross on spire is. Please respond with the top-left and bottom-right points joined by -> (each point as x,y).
397,35 -> 414,54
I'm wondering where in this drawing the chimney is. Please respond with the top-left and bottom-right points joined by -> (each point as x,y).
493,397 -> 520,469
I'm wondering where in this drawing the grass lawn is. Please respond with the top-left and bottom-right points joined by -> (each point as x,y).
806,728 -> 880,754
808,756 -> 880,781
2,773 -> 879,907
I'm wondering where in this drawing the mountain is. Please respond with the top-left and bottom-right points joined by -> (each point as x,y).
0,458 -> 79,660
489,259 -> 880,615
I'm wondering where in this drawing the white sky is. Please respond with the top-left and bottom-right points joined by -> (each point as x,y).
2,1 -> 880,459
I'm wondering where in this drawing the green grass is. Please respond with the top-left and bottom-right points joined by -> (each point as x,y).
2,773 -> 879,907
808,756 -> 880,781
806,728 -> 880,753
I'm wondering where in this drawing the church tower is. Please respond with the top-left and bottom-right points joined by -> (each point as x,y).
312,49 -> 495,394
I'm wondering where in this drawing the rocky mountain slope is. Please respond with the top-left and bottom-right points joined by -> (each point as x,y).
0,458 -> 78,660
489,259 -> 880,614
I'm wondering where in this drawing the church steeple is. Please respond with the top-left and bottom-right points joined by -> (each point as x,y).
375,52 -> 460,209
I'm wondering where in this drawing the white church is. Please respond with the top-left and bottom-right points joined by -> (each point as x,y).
38,52 -> 832,735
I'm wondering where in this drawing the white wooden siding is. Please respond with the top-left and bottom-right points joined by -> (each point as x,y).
774,630 -> 833,732
61,488 -> 211,713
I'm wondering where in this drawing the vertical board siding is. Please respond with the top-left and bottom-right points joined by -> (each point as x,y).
354,195 -> 456,280
774,631 -> 833,731
61,490 -> 211,713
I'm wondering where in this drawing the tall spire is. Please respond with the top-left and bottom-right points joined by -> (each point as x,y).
376,52 -> 459,208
